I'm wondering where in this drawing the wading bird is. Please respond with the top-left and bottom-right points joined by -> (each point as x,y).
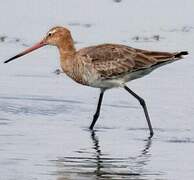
4,26 -> 188,137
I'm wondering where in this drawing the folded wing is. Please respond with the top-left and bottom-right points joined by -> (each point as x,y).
77,44 -> 188,79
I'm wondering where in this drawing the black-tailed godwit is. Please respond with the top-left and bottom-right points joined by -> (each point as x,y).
4,26 -> 188,137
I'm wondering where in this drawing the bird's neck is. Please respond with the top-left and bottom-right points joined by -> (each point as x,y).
57,35 -> 76,76
58,35 -> 76,61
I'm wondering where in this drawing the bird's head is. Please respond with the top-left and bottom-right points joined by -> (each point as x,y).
4,26 -> 72,63
44,26 -> 71,46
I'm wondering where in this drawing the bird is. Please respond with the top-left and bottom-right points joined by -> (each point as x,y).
4,26 -> 188,137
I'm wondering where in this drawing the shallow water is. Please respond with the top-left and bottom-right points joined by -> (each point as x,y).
0,0 -> 194,179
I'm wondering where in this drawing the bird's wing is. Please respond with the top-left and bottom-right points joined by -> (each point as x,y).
77,44 -> 186,78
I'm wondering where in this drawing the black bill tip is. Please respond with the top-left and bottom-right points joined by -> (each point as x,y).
4,54 -> 24,64
4,58 -> 14,63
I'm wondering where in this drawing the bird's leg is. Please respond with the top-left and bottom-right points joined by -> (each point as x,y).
124,85 -> 154,137
89,90 -> 104,130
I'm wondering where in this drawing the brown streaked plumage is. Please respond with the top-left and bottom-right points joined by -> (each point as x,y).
4,26 -> 188,137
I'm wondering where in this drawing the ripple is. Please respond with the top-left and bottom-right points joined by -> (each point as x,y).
0,102 -> 71,116
50,131 -> 160,180
0,95 -> 83,104
131,35 -> 165,43
0,35 -> 28,46
166,137 -> 194,144
127,127 -> 191,133
68,22 -> 93,28
0,118 -> 12,126
113,0 -> 122,3
0,95 -> 85,116
162,26 -> 194,33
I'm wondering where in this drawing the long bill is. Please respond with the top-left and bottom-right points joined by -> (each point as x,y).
4,40 -> 47,63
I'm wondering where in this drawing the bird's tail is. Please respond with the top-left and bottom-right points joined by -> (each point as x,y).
149,50 -> 188,71
174,51 -> 188,58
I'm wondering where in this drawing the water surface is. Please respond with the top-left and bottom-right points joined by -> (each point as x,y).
0,0 -> 194,179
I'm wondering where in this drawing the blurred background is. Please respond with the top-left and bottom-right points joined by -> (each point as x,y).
0,0 -> 193,179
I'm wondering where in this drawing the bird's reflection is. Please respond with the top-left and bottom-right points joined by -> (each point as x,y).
56,130 -> 152,180
90,130 -> 152,179
91,130 -> 103,176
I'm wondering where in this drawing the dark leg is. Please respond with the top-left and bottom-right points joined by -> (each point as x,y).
124,85 -> 154,137
89,90 -> 104,130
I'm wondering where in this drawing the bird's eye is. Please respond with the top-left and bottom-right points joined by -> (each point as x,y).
48,32 -> 52,36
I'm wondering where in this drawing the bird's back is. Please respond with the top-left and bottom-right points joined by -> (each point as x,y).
76,44 -> 187,82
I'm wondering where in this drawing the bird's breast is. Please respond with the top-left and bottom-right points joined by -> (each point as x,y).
60,58 -> 98,86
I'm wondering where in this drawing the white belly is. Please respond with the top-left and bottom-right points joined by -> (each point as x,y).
89,68 -> 154,89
